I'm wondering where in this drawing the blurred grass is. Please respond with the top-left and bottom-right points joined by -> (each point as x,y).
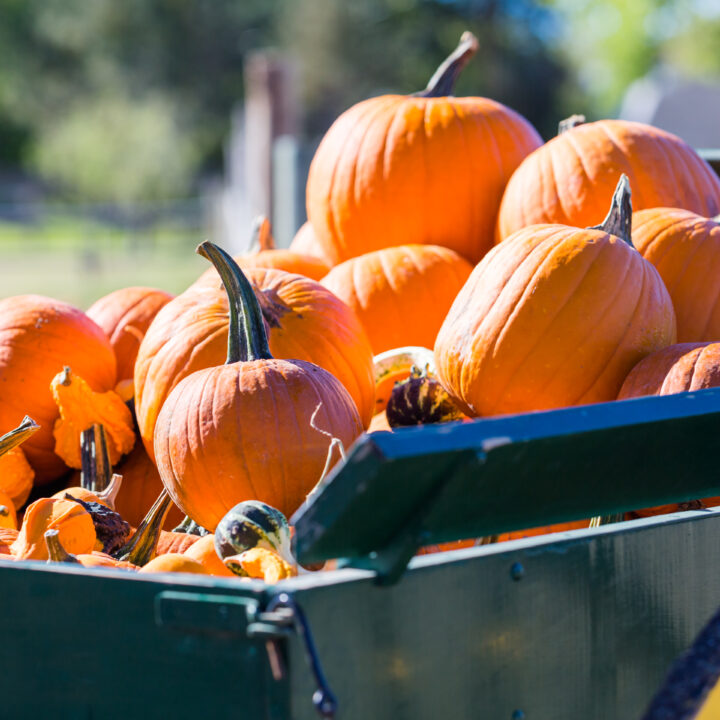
0,215 -> 207,309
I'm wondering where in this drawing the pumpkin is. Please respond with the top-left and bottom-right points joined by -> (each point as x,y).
67,495 -> 130,554
184,535 -> 234,577
373,346 -> 435,415
321,245 -> 473,354
156,531 -> 201,555
289,222 -> 335,267
44,530 -> 138,570
306,32 -> 542,265
55,472 -> 123,510
138,553 -> 209,575
0,295 -> 116,482
154,242 -> 363,530
435,175 -> 677,416
631,209 -> 720,342
0,490 -> 18,530
618,342 -> 720,399
0,416 -> 39,510
0,528 -> 18,556
113,444 -> 184,529
224,547 -> 295,582
214,500 -> 293,566
497,116 -> 720,242
135,266 -> 374,460
86,286 -> 174,386
51,367 -> 135,469
192,217 -> 331,287
11,497 -> 97,561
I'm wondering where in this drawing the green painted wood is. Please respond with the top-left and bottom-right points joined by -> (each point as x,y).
286,509 -> 720,720
0,563 -> 289,719
292,390 -> 720,569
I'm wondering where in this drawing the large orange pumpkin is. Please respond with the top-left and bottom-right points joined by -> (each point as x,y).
192,217 -> 330,287
306,32 -> 542,265
618,342 -> 720,399
497,117 -> 720,242
435,176 -> 677,416
135,268 -> 374,459
86,286 -> 174,384
154,242 -> 363,530
0,295 -> 116,482
632,209 -> 720,342
321,245 -> 472,354
289,222 -> 335,267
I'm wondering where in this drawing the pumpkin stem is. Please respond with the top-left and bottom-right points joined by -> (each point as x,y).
59,366 -> 72,386
196,240 -> 273,364
96,473 -> 123,510
558,114 -> 586,134
80,423 -> 113,494
588,174 -> 633,246
114,490 -> 173,566
0,506 -> 8,517
44,529 -> 80,564
415,31 -> 479,98
0,415 -> 40,458
249,216 -> 275,253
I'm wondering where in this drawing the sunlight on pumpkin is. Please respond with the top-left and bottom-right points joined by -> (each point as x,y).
0,446 -> 34,510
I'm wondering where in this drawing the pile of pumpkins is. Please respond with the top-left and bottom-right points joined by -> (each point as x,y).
2,30 -> 720,577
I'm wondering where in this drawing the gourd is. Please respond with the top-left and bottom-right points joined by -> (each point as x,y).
632,209 -> 720,342
435,175 -> 677,416
373,347 -> 436,415
321,245 -> 473,354
224,547 -> 295,582
497,115 -> 720,242
138,553 -> 209,575
153,242 -> 363,530
0,416 -> 39,510
307,31 -> 542,264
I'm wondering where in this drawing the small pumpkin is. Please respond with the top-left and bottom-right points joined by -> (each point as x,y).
68,495 -> 130,555
224,547 -> 296,583
0,295 -> 116,482
156,531 -> 201,556
0,491 -> 18,530
138,553 -> 209,575
0,528 -> 18,556
11,497 -> 97,561
214,500 -> 293,566
44,529 -> 138,570
0,416 -> 39,510
619,342 -> 720,400
51,367 -> 135,469
183,535 -> 234,577
632,209 -> 720,342
435,176 -> 677,416
54,472 -> 122,510
497,116 -> 720,242
192,216 -> 330,287
307,31 -> 542,264
154,242 -> 363,530
86,286 -> 174,386
321,245 -> 473,354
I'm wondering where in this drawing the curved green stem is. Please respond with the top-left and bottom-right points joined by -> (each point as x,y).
0,415 -> 39,458
81,423 -> 112,493
415,31 -> 479,98
558,114 -> 586,135
196,240 -> 273,364
588,174 -> 633,246
45,529 -> 80,564
113,490 -> 172,566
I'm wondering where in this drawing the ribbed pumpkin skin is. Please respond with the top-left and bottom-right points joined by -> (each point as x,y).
308,96 -> 542,265
289,222 -> 335,267
154,359 -> 363,531
497,120 -> 720,242
135,268 -> 374,459
0,295 -> 116,482
618,342 -> 720,399
632,209 -> 720,342
87,287 -> 174,382
321,245 -> 472,354
435,225 -> 677,416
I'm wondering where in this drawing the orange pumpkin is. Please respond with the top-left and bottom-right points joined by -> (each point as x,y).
632,209 -> 720,342
135,267 -> 374,460
0,295 -> 116,482
0,416 -> 39,510
156,531 -> 201,556
154,242 -> 363,530
138,553 -> 209,575
113,444 -> 184,529
193,217 -> 330,287
44,530 -> 138,570
618,342 -> 720,399
435,176 -> 677,416
0,528 -> 18,556
306,32 -> 542,265
289,222 -> 335,267
497,117 -> 720,242
321,245 -> 473,354
86,286 -> 174,385
0,490 -> 18,530
184,534 -> 234,577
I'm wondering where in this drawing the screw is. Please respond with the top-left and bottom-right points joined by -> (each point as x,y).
510,562 -> 525,581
